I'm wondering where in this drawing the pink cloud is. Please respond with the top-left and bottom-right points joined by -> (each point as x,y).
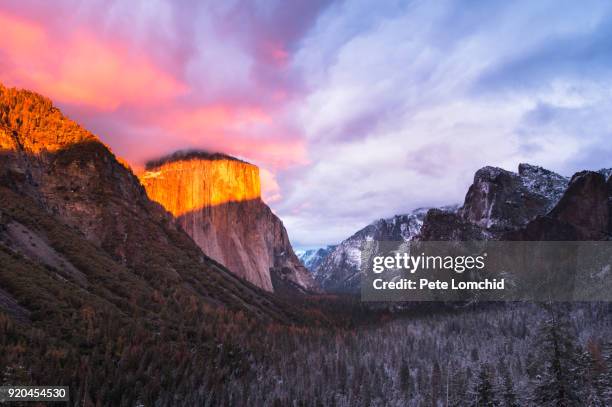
0,11 -> 186,110
260,168 -> 282,204
0,1 -> 329,222
259,41 -> 290,68
168,105 -> 272,133
67,103 -> 309,172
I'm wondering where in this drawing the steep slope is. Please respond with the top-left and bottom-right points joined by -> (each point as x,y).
296,246 -> 337,272
139,152 -> 317,293
0,83 -> 352,406
0,83 -> 299,321
418,208 -> 487,241
506,170 -> 612,241
314,207 -> 443,293
420,164 -> 611,242
418,164 -> 568,240
458,163 -> 568,234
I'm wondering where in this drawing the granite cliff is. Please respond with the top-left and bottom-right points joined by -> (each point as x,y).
140,151 -> 317,293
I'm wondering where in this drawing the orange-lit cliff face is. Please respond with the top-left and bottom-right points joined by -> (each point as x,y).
140,158 -> 262,217
140,154 -> 317,293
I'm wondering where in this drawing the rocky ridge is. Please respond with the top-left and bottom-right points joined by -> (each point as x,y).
458,163 -> 568,234
313,207 -> 445,293
422,164 -> 611,242
505,170 -> 612,241
296,246 -> 337,272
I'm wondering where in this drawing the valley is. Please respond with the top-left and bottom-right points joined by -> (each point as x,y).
0,83 -> 611,406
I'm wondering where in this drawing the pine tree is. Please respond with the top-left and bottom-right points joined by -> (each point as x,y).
531,307 -> 582,406
399,358 -> 411,399
448,368 -> 469,407
579,341 -> 610,407
603,341 -> 612,405
471,363 -> 498,407
431,360 -> 441,407
498,361 -> 519,407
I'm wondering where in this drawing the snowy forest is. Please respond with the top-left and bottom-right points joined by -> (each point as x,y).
4,298 -> 609,406
216,302 -> 612,406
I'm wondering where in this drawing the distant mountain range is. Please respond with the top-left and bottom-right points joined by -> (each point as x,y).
296,246 -> 336,273
310,163 -> 612,293
311,208 -> 431,293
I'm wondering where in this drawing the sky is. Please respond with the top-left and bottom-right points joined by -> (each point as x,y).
1,0 -> 612,248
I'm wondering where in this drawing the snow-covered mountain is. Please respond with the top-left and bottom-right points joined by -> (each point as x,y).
458,163 -> 568,234
420,163 -> 573,241
317,163 -> 612,293
598,167 -> 612,180
313,207 -> 457,293
296,246 -> 337,273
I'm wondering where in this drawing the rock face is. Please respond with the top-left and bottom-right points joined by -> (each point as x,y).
0,85 -> 149,252
314,208 -> 444,293
418,209 -> 486,241
549,171 -> 609,239
418,164 -> 571,241
458,164 -> 568,234
296,246 -> 337,272
140,152 -> 317,293
506,171 -> 611,241
422,164 -> 612,243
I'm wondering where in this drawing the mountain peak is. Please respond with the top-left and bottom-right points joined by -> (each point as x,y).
518,162 -> 553,176
460,163 -> 568,232
313,206 -> 443,293
0,83 -> 97,154
598,167 -> 612,181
